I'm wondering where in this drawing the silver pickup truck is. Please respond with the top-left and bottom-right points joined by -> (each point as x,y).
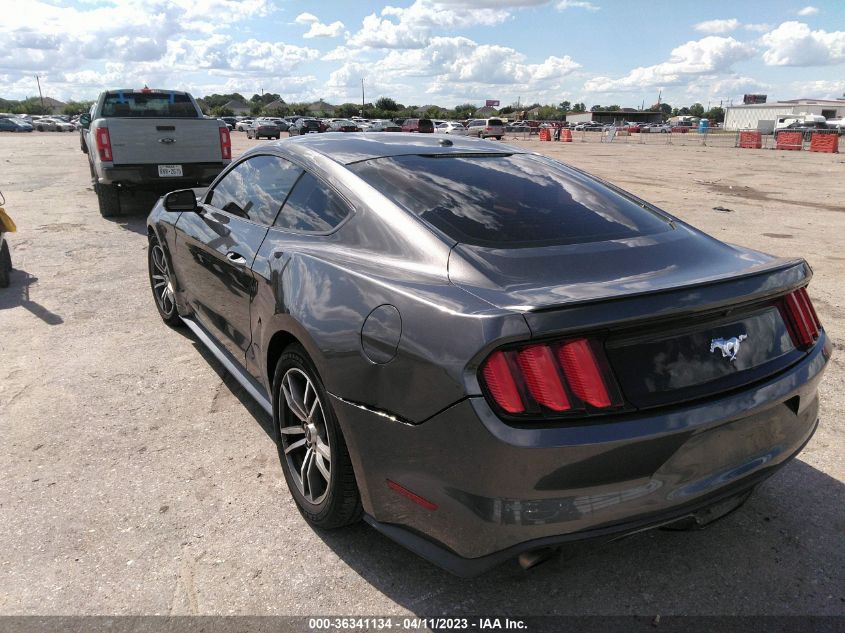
79,88 -> 231,217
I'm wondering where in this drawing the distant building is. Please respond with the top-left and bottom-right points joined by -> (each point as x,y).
414,105 -> 447,116
566,108 -> 663,125
223,99 -> 251,115
42,97 -> 67,115
308,100 -> 336,115
263,99 -> 287,113
724,98 -> 845,131
474,105 -> 498,117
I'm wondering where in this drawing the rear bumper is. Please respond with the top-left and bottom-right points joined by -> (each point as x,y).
331,334 -> 829,575
98,162 -> 227,188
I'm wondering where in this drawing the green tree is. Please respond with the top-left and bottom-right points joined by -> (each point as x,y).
689,102 -> 705,117
704,106 -> 724,123
560,100 -> 571,112
453,103 -> 477,117
375,97 -> 398,112
250,103 -> 262,116
605,104 -> 621,111
212,106 -> 234,116
572,102 -> 586,113
498,105 -> 514,115
677,106 -> 690,115
63,100 -> 93,115
591,104 -> 603,112
335,103 -> 360,118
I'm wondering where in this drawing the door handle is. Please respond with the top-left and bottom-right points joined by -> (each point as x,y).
226,251 -> 247,265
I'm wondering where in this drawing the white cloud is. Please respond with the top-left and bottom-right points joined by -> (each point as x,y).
693,18 -> 740,34
761,21 -> 845,66
294,12 -> 344,38
584,36 -> 754,92
347,0 -> 515,50
789,79 -> 845,98
744,23 -> 772,33
556,0 -> 600,10
797,6 -> 819,16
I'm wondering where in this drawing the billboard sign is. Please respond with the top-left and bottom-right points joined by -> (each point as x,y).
485,100 -> 500,107
743,94 -> 767,104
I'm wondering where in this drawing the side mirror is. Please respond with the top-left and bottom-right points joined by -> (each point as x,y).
79,113 -> 91,129
163,189 -> 198,212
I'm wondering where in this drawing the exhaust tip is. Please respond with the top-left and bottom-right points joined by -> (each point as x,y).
518,546 -> 559,571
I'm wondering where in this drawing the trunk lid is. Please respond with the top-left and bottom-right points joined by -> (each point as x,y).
450,227 -> 813,411
104,118 -> 224,164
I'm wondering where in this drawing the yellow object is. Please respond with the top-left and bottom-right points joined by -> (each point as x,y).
0,207 -> 16,233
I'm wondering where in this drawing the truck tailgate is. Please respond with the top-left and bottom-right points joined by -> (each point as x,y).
105,118 -> 223,165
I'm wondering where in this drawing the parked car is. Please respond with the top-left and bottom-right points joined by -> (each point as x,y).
574,122 -> 604,131
33,117 -> 75,132
435,121 -> 467,135
147,134 -> 829,576
466,117 -> 504,139
0,116 -> 33,132
270,118 -> 290,132
78,88 -> 231,217
220,116 -> 237,130
288,118 -> 322,135
365,119 -> 402,132
641,123 -> 671,133
401,118 -> 434,133
247,119 -> 281,139
328,119 -> 361,132
781,120 -> 830,140
236,119 -> 255,131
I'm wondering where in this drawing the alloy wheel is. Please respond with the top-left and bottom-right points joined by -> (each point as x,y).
279,368 -> 332,505
150,244 -> 175,316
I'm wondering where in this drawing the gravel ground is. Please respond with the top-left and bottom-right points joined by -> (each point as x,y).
0,132 -> 843,616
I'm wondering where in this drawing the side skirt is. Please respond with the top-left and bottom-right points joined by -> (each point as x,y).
181,316 -> 273,416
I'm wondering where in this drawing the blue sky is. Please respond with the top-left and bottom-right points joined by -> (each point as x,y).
1,0 -> 843,108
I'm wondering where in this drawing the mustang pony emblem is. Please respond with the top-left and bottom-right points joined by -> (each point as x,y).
710,334 -> 748,362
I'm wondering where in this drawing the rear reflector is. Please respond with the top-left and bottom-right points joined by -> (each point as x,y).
481,351 -> 524,413
557,339 -> 612,408
386,479 -> 438,511
480,337 -> 622,417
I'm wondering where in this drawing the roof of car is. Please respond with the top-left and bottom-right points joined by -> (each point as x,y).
259,132 -> 525,165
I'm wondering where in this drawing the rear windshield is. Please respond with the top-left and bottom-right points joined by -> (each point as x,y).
488,118 -> 504,126
101,91 -> 198,118
348,154 -> 673,248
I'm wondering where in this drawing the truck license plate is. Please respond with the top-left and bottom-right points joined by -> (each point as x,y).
158,164 -> 183,177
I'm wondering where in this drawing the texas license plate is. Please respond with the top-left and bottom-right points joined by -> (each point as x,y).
158,164 -> 183,177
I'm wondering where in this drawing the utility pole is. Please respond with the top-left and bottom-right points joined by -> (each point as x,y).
35,75 -> 44,111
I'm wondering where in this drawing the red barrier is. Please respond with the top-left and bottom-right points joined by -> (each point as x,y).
538,128 -> 551,141
810,133 -> 839,153
739,130 -> 762,149
776,131 -> 803,151
560,128 -> 572,142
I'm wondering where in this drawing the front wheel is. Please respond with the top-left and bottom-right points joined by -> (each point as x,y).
273,344 -> 361,529
148,236 -> 181,325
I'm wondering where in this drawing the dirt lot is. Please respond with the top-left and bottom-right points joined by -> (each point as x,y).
1,132 -> 843,616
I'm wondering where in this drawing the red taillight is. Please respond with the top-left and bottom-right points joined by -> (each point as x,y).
219,126 -> 231,160
781,287 -> 822,348
557,339 -> 612,408
517,345 -> 570,411
480,337 -> 622,417
95,128 -> 112,161
481,351 -> 524,413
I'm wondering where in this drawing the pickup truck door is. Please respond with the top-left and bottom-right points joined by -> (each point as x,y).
172,155 -> 303,362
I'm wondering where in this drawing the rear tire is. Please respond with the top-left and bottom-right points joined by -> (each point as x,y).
0,240 -> 11,288
273,344 -> 362,529
95,183 -> 121,217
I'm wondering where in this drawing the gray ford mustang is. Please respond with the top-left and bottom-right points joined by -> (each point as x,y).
147,133 -> 830,576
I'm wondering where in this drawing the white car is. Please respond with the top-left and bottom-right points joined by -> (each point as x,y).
435,121 -> 468,135
235,119 -> 255,131
34,117 -> 75,132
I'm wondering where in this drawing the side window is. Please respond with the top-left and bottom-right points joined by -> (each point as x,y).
209,155 -> 303,225
274,172 -> 351,233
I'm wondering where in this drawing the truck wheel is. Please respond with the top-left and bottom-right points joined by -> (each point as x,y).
80,138 -> 88,153
95,183 -> 121,218
0,240 -> 11,288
